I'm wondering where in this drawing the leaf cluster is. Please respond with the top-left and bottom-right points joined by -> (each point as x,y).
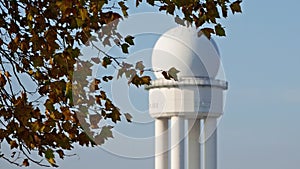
0,0 -> 242,167
138,0 -> 242,38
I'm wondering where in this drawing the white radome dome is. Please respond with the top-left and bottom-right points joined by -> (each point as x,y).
152,26 -> 220,78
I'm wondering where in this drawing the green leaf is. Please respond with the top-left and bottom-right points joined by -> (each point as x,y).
168,67 -> 180,81
125,35 -> 134,45
121,43 -> 130,53
45,149 -> 54,159
215,24 -> 226,36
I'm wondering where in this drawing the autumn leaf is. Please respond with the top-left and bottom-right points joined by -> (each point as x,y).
4,71 -> 11,78
121,43 -> 130,53
215,24 -> 226,36
100,126 -> 114,139
0,73 -> 7,88
117,68 -> 126,79
168,67 -> 180,81
56,150 -> 64,159
162,71 -> 171,80
146,0 -> 155,6
22,159 -> 29,167
118,2 -> 129,17
0,0 -> 241,167
102,76 -> 113,82
125,35 -> 135,45
124,113 -> 133,122
91,57 -> 101,64
175,15 -> 185,26
135,61 -> 145,75
10,140 -> 18,149
230,1 -> 242,14
89,114 -> 102,129
94,126 -> 113,145
166,3 -> 175,15
47,158 -> 58,167
200,28 -> 215,39
45,149 -> 58,167
111,108 -> 121,123
140,76 -> 151,85
102,57 -> 112,68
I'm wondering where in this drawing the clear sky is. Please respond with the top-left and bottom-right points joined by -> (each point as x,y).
1,0 -> 300,169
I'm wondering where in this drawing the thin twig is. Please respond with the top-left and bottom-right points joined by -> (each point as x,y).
1,154 -> 21,167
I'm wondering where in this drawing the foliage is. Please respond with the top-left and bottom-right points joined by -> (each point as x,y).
0,0 -> 242,167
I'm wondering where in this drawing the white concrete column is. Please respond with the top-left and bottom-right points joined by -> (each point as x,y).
171,116 -> 184,169
188,119 -> 201,169
155,118 -> 168,169
204,117 -> 218,169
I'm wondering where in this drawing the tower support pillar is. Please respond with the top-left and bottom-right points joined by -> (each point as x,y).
155,118 -> 168,169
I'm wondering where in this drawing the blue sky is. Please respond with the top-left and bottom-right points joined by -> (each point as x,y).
1,0 -> 300,169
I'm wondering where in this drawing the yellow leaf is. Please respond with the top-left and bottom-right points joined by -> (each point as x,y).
10,140 -> 18,149
27,12 -> 33,21
79,8 -> 88,20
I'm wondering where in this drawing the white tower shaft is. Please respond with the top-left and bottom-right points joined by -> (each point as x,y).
170,116 -> 184,169
155,119 -> 168,169
204,117 -> 218,169
188,119 -> 201,169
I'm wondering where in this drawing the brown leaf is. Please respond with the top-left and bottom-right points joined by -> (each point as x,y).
10,140 -> 18,149
4,71 -> 11,78
140,76 -> 151,85
162,71 -> 171,80
89,114 -> 101,129
124,113 -> 133,122
135,61 -> 145,71
102,76 -> 113,82
22,159 -> 29,167
102,57 -> 112,68
91,57 -> 101,64
200,28 -> 215,39
56,150 -> 64,159
230,1 -> 242,14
